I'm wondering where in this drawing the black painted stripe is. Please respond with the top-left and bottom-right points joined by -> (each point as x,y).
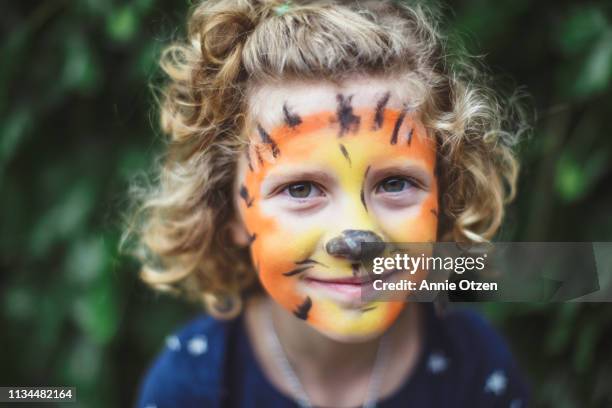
360,189 -> 367,212
257,124 -> 280,158
239,185 -> 253,207
283,266 -> 312,277
295,258 -> 327,267
361,165 -> 371,212
374,92 -> 391,130
283,104 -> 303,128
390,109 -> 407,145
293,296 -> 312,320
339,144 -> 351,166
336,94 -> 360,137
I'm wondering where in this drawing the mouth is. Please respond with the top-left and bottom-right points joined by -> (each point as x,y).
306,273 -> 373,284
302,267 -> 400,306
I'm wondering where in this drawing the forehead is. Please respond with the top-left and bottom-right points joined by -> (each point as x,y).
241,75 -> 437,180
247,74 -> 425,130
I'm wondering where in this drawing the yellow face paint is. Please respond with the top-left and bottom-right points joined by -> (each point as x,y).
238,97 -> 438,341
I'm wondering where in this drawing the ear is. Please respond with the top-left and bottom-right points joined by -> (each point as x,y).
228,216 -> 251,247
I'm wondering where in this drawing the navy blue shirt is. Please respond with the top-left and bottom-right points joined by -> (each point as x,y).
137,305 -> 529,407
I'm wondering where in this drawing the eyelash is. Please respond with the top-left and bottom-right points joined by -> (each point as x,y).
378,176 -> 423,191
278,181 -> 325,198
276,175 -> 424,199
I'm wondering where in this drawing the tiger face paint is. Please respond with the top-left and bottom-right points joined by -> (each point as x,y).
237,89 -> 438,342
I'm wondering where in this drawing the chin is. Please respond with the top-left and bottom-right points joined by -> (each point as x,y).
307,301 -> 405,343
315,324 -> 390,343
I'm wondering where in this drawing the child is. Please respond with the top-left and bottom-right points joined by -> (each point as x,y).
128,0 -> 529,406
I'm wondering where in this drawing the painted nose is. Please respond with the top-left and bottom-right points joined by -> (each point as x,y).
325,230 -> 385,262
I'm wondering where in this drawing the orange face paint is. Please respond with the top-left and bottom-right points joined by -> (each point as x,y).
238,96 -> 438,340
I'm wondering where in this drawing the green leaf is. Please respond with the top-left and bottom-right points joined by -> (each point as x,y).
135,42 -> 162,79
573,317 -> 601,372
106,6 -> 139,43
3,285 -> 36,321
134,0 -> 155,14
65,236 -> 108,284
61,36 -> 102,94
73,275 -> 120,345
558,7 -> 607,55
555,148 -> 608,202
0,108 -> 31,169
571,30 -> 612,98
30,181 -> 96,257
65,338 -> 103,385
546,303 -> 578,354
555,154 -> 583,202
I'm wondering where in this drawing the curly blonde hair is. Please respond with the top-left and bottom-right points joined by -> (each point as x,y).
123,0 -> 526,317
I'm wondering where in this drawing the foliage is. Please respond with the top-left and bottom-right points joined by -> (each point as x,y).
1,1 -> 611,407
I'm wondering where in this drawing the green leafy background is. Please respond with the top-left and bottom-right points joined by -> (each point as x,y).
1,1 -> 611,407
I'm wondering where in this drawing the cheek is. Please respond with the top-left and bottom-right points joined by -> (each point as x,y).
257,226 -> 323,275
259,230 -> 323,314
244,202 -> 324,298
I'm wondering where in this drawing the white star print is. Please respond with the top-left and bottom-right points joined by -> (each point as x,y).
144,404 -> 157,408
427,352 -> 448,374
484,370 -> 507,396
165,335 -> 181,351
187,335 -> 208,356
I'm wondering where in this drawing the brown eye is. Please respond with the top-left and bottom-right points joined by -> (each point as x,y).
378,177 -> 413,193
287,182 -> 313,198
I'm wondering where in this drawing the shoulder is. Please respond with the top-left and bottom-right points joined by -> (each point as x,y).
136,315 -> 236,408
431,307 -> 530,407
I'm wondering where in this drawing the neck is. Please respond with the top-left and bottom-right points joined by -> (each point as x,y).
269,299 -> 383,372
245,296 -> 423,407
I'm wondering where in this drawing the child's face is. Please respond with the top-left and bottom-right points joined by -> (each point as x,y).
235,78 -> 438,342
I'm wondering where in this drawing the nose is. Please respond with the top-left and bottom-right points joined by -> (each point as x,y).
325,230 -> 385,262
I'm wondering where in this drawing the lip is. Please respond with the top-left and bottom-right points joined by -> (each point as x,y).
303,278 -> 368,306
305,275 -> 374,285
304,266 -> 398,285
302,268 -> 399,307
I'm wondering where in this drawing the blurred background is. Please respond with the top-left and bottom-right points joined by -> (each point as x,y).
1,0 -> 611,407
